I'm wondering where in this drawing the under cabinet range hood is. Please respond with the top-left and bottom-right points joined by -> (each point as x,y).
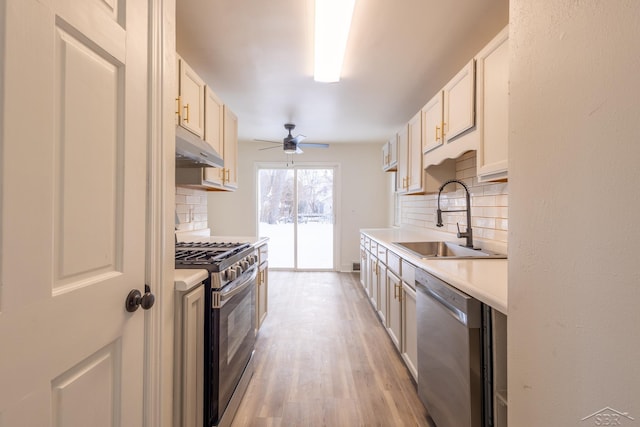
175,126 -> 224,168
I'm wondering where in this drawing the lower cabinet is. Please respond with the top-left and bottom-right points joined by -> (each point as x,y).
386,269 -> 402,350
376,262 -> 387,324
256,243 -> 269,332
174,284 -> 205,427
256,261 -> 268,331
401,282 -> 418,381
368,251 -> 379,307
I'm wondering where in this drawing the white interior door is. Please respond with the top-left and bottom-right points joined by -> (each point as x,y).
0,0 -> 148,425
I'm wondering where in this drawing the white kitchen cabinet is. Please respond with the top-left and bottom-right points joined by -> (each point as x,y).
382,135 -> 398,171
368,250 -> 378,306
359,245 -> 368,290
386,269 -> 402,351
376,245 -> 388,324
422,91 -> 444,153
178,105 -> 239,191
401,281 -> 418,381
407,111 -> 424,193
396,125 -> 409,194
476,26 -> 509,182
422,59 -> 479,170
443,59 -> 475,142
174,284 -> 205,427
257,261 -> 268,331
177,56 -> 205,138
201,86 -> 225,187
396,111 -> 424,194
203,105 -> 238,190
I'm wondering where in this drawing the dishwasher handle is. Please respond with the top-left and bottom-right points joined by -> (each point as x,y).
416,269 -> 481,328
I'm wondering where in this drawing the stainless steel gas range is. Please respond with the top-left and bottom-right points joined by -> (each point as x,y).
175,241 -> 258,427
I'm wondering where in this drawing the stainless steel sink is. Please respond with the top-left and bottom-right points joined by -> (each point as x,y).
392,241 -> 506,259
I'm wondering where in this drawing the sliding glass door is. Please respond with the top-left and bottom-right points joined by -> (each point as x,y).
258,166 -> 335,270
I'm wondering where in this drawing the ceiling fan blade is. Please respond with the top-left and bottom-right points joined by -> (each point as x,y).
253,138 -> 281,144
290,134 -> 306,145
298,142 -> 329,149
258,145 -> 282,151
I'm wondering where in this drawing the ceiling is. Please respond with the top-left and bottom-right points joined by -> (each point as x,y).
176,0 -> 509,147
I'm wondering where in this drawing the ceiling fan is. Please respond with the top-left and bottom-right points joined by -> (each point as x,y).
255,123 -> 329,154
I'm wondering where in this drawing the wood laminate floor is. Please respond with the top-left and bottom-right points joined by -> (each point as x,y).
231,271 -> 432,427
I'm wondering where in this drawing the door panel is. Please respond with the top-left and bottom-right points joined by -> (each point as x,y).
0,0 -> 148,425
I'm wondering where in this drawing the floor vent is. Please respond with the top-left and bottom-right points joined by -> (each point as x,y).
352,262 -> 360,271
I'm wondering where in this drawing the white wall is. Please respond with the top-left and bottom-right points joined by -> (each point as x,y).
509,1 -> 640,425
208,139 -> 389,271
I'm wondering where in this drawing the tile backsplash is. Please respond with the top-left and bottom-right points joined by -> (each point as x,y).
400,151 -> 508,244
175,187 -> 208,231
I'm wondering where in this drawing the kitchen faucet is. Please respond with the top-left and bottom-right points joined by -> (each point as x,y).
436,179 -> 474,248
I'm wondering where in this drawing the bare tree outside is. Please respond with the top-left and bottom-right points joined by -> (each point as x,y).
258,167 -> 334,269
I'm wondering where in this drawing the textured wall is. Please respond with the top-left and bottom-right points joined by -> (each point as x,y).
509,1 -> 640,425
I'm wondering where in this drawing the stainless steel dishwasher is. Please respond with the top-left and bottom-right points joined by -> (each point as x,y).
415,269 -> 492,427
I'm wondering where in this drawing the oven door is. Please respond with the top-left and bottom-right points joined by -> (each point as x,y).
208,267 -> 257,426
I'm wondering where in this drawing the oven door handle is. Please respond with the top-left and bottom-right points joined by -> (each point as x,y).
217,268 -> 257,307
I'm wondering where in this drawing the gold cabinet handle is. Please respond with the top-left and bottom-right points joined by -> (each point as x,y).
435,125 -> 441,141
175,97 -> 181,118
183,103 -> 190,123
442,121 -> 447,136
394,283 -> 399,299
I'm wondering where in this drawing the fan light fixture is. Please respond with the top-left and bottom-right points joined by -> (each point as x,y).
313,0 -> 356,83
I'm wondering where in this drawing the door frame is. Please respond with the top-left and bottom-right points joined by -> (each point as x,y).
255,162 -> 341,271
146,0 -> 176,425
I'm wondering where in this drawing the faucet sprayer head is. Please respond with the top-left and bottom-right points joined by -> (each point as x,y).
436,209 -> 444,227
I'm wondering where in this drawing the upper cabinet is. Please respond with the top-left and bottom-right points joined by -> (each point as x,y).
476,26 -> 509,182
422,91 -> 444,153
423,59 -> 477,168
382,136 -> 398,172
175,54 -> 239,191
204,86 -> 224,162
443,60 -> 475,142
396,112 -> 423,194
177,57 -> 205,138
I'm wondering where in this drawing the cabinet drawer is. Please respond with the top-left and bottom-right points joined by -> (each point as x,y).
387,251 -> 401,275
257,243 -> 268,264
377,246 -> 387,265
370,240 -> 378,254
401,259 -> 416,289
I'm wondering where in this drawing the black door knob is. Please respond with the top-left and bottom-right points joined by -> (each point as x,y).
125,285 -> 155,312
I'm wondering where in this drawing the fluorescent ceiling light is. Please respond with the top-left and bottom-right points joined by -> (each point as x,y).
314,0 -> 356,83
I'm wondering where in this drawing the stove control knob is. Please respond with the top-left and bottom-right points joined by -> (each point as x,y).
248,255 -> 256,265
226,268 -> 236,281
240,260 -> 249,270
235,265 -> 243,276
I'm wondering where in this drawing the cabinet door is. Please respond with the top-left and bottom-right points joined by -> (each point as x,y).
256,262 -> 268,330
368,252 -> 378,305
202,87 -> 225,187
387,270 -> 402,350
407,111 -> 423,193
181,285 -> 205,427
396,126 -> 409,193
359,246 -> 367,288
222,106 -> 238,189
422,91 -> 444,153
476,26 -> 509,182
178,58 -> 205,137
382,136 -> 398,171
205,86 -> 224,155
377,262 -> 388,325
444,59 -> 475,141
401,282 -> 418,381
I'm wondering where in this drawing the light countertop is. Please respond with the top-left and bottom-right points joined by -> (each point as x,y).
361,228 -> 507,314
